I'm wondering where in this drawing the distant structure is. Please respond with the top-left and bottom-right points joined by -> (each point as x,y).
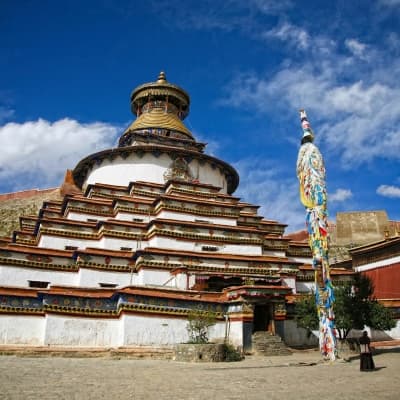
296,109 -> 336,360
336,211 -> 389,246
327,210 -> 399,263
286,209 -> 400,340
0,73 -> 353,351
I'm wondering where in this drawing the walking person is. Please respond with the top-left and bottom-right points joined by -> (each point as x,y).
359,331 -> 375,371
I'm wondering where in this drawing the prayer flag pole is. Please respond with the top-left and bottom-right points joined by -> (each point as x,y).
296,110 -> 337,361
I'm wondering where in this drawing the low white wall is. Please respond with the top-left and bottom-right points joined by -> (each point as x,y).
0,315 -> 45,345
387,320 -> 400,340
347,320 -> 400,341
44,314 -> 122,347
226,319 -> 243,347
0,312 -> 246,348
284,320 -> 400,346
122,314 -> 188,345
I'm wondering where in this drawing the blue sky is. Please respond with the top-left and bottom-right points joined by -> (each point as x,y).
1,0 -> 400,232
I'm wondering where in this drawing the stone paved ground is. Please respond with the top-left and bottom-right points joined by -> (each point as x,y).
0,349 -> 399,400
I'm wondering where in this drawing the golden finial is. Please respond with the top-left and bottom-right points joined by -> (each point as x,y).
157,71 -> 167,83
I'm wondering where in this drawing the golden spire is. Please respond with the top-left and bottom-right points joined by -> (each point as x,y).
157,71 -> 167,83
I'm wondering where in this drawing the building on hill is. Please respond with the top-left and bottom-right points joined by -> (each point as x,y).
0,72 -> 353,350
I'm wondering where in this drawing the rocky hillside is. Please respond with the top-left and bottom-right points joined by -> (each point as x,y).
0,188 -> 62,237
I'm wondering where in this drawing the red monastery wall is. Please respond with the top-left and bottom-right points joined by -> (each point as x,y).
363,263 -> 400,300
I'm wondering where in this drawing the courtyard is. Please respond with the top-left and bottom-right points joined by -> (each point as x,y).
0,348 -> 399,399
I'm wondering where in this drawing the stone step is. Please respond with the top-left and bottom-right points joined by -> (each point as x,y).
252,332 -> 292,356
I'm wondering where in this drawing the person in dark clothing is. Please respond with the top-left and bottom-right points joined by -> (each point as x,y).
359,331 -> 375,371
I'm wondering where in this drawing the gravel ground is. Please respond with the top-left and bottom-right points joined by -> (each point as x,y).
0,348 -> 399,400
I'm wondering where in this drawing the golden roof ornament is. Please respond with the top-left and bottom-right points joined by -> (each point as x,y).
157,71 -> 167,83
123,72 -> 193,140
130,71 -> 190,119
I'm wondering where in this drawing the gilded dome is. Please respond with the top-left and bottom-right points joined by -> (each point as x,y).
124,71 -> 193,140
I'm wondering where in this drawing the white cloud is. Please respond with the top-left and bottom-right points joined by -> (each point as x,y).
327,81 -> 388,115
377,184 -> 400,198
345,38 -> 368,59
387,32 -> 400,51
234,158 -> 305,231
250,0 -> 293,14
330,188 -> 353,202
151,0 -> 292,34
220,25 -> 400,167
0,118 -> 119,191
261,21 -> 310,49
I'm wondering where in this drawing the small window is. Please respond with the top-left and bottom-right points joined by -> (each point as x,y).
132,218 -> 144,222
65,245 -> 78,250
87,218 -> 98,222
201,245 -> 218,252
120,247 -> 132,251
99,283 -> 117,288
28,280 -> 49,288
195,219 -> 210,224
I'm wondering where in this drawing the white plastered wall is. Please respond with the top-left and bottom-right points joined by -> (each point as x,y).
38,235 -> 97,250
282,276 -> 296,293
225,319 -> 243,347
77,268 -> 134,287
147,236 -> 262,255
83,153 -> 229,194
43,314 -> 123,347
0,315 -> 45,345
137,268 -> 173,286
0,265 -> 77,287
66,212 -> 109,222
121,313 -> 188,345
0,312 -> 248,347
156,210 -> 237,226
38,234 -> 148,252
